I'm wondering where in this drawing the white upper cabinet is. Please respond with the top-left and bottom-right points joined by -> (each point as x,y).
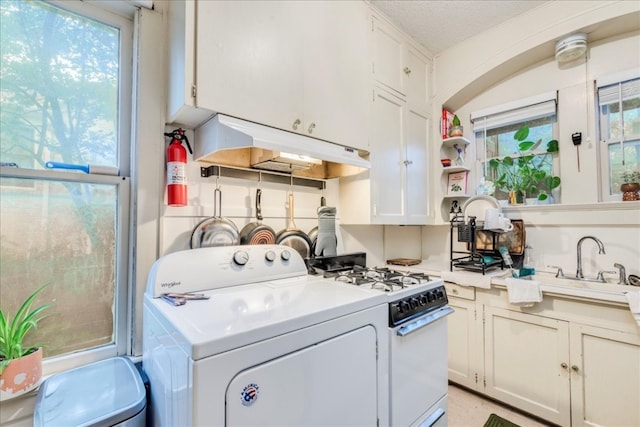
340,12 -> 432,225
341,86 -> 430,225
194,1 -> 303,134
372,15 -> 431,115
168,0 -> 371,150
372,15 -> 405,96
300,1 -> 371,149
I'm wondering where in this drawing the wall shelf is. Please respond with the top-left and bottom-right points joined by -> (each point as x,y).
200,164 -> 325,189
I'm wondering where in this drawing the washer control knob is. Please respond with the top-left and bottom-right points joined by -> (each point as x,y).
265,250 -> 276,262
281,249 -> 291,261
233,250 -> 249,266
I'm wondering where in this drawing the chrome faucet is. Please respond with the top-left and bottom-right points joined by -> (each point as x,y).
576,236 -> 606,279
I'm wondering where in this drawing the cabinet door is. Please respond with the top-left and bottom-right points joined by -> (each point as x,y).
195,1 -> 304,132
370,87 -> 405,224
569,324 -> 640,427
405,44 -> 430,116
447,297 -> 483,390
484,306 -> 571,426
404,108 -> 430,224
372,16 -> 405,96
302,1 -> 370,150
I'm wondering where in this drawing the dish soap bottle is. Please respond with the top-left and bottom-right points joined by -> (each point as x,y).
520,244 -> 535,277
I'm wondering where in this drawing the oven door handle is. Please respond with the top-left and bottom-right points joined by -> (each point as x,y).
396,306 -> 454,337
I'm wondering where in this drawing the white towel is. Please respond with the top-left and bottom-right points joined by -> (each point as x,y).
440,270 -> 508,289
626,291 -> 640,327
505,278 -> 543,307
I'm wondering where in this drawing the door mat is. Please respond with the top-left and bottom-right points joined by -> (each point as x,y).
483,413 -> 520,427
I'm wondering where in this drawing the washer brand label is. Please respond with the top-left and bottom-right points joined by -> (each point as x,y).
241,383 -> 259,406
160,281 -> 180,289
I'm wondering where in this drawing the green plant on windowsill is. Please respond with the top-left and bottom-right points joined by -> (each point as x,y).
0,284 -> 53,373
621,169 -> 640,184
488,126 -> 561,203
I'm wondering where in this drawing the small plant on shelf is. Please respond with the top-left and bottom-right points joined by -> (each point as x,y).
488,126 -> 560,203
449,115 -> 464,137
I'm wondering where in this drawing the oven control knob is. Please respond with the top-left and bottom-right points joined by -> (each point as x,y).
233,250 -> 249,266
419,295 -> 428,305
265,250 -> 276,262
427,292 -> 434,302
437,289 -> 445,299
401,301 -> 411,312
280,249 -> 291,261
410,298 -> 420,308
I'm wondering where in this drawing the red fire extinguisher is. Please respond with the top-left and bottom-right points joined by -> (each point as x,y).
164,128 -> 193,206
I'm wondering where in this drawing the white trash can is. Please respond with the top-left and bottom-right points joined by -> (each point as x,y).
34,357 -> 146,427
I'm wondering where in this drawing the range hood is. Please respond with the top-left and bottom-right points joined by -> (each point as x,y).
194,114 -> 370,178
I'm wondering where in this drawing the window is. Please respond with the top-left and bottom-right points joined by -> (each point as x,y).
597,76 -> 640,201
0,0 -> 132,374
472,93 -> 559,202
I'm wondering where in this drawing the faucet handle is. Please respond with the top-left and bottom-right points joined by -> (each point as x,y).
596,270 -> 617,283
613,263 -> 627,285
547,265 -> 565,278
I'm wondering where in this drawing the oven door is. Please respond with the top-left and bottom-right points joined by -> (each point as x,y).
389,306 -> 454,427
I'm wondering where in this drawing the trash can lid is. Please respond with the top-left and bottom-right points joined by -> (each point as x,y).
34,357 -> 146,427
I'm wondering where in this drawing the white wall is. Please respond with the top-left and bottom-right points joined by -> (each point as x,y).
421,4 -> 640,282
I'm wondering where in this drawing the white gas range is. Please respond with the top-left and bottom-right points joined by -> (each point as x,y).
143,245 -> 450,427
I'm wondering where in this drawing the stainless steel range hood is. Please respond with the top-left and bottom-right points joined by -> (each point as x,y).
194,114 -> 369,178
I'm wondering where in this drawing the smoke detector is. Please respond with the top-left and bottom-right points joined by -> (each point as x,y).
555,33 -> 587,63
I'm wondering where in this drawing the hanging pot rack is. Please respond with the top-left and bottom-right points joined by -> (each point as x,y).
200,164 -> 325,190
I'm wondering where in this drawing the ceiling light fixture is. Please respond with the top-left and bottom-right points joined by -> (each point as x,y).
555,33 -> 588,63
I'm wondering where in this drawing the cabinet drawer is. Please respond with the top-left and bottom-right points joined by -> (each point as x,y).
444,282 -> 475,300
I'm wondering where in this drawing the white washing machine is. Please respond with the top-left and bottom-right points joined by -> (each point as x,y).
142,245 -> 389,427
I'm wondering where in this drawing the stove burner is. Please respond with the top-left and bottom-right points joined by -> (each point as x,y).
328,266 -> 430,292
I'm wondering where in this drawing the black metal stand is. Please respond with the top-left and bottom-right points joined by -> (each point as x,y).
449,214 -> 504,275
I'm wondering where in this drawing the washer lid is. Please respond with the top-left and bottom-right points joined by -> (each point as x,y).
34,357 -> 146,427
144,275 -> 388,360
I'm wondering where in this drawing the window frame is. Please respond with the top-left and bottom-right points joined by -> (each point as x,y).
0,0 -> 135,375
596,70 -> 640,202
471,93 -> 560,202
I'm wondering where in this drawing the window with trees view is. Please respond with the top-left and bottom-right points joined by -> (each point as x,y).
598,77 -> 640,200
0,0 -> 132,372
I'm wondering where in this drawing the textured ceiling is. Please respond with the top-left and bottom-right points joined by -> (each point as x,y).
370,0 -> 548,54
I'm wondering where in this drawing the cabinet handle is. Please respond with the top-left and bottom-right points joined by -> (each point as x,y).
404,67 -> 411,75
561,362 -> 568,369
452,288 -> 459,295
292,118 -> 301,130
571,365 -> 579,372
308,122 -> 316,133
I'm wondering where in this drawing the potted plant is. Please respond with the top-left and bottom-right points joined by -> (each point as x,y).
0,284 -> 53,401
488,126 -> 561,204
449,115 -> 464,137
621,169 -> 640,201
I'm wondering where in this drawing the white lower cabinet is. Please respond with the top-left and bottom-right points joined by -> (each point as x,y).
446,284 -> 483,390
569,324 -> 640,427
447,287 -> 640,427
484,306 -> 571,426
